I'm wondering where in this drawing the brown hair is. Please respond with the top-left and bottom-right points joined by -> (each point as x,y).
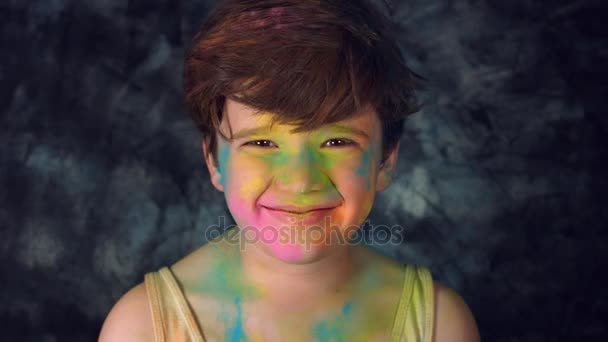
184,0 -> 423,167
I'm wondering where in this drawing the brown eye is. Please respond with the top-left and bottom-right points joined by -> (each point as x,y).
323,138 -> 355,148
244,140 -> 278,148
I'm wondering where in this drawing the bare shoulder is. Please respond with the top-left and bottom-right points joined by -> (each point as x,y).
432,281 -> 481,342
98,282 -> 154,342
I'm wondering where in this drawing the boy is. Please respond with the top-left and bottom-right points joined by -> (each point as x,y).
99,0 -> 480,341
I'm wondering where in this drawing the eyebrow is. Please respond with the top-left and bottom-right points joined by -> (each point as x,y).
230,126 -> 274,141
325,123 -> 370,140
230,123 -> 371,141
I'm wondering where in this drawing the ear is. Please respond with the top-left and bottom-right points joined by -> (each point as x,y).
375,141 -> 400,192
202,138 -> 224,192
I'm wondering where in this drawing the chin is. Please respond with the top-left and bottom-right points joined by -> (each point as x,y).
266,239 -> 337,264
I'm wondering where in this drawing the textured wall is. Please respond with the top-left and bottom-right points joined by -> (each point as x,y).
1,0 -> 606,341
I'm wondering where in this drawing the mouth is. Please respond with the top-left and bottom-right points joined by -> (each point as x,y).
261,203 -> 339,214
261,206 -> 336,225
263,207 -> 333,214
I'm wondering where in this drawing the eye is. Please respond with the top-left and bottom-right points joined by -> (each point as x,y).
322,138 -> 356,148
243,140 -> 278,148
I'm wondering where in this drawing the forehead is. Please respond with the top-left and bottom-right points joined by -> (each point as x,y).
221,98 -> 381,135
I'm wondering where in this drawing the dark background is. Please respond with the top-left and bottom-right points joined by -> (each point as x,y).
1,0 -> 607,341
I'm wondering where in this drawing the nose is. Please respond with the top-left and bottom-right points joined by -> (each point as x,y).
274,147 -> 327,193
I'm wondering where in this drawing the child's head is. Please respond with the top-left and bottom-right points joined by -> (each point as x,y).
184,0 -> 421,167
183,0 -> 422,262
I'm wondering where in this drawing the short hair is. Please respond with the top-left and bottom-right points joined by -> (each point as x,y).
184,0 -> 423,167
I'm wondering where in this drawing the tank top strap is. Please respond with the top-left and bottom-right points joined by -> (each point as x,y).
144,270 -> 167,342
144,267 -> 206,342
389,264 -> 435,342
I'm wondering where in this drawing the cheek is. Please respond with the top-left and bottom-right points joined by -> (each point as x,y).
239,176 -> 266,200
224,153 -> 272,192
332,149 -> 376,192
330,150 -> 377,224
355,149 -> 375,191
223,154 -> 273,223
224,195 -> 251,228
217,143 -> 231,189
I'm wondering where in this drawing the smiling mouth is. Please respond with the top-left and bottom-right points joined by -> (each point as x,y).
261,206 -> 336,224
262,206 -> 335,215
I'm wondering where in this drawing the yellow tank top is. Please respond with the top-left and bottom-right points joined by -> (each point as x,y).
144,264 -> 434,341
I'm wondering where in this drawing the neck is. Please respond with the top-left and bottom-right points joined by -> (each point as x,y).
238,240 -> 357,310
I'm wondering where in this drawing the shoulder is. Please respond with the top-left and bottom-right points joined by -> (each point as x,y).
432,281 -> 481,342
98,281 -> 154,342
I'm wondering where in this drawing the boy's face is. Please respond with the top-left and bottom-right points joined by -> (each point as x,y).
203,99 -> 398,264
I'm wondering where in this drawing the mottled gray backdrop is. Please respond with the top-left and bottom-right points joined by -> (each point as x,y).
1,0 -> 606,341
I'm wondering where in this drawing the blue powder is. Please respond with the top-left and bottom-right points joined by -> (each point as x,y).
223,297 -> 246,342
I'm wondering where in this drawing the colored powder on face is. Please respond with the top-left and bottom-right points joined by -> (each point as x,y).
342,302 -> 353,315
228,196 -> 250,217
218,143 -> 231,189
356,149 -> 373,192
239,176 -> 265,199
312,323 -> 332,342
273,146 -> 323,188
355,150 -> 368,177
271,239 -> 303,262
